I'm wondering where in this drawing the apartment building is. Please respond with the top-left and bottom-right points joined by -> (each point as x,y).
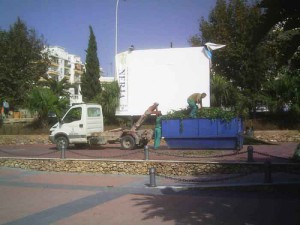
47,46 -> 84,105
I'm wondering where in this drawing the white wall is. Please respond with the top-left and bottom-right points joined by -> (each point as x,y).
115,47 -> 210,116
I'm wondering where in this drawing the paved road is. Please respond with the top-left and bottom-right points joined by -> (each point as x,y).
0,167 -> 300,225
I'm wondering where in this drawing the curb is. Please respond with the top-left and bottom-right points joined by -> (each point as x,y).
150,181 -> 300,191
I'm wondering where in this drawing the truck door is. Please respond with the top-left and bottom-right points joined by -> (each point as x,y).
86,106 -> 104,135
62,106 -> 87,143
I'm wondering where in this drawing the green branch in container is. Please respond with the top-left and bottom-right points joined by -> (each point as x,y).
162,107 -> 237,121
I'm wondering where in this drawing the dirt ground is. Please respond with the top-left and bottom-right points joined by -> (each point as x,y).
253,130 -> 300,143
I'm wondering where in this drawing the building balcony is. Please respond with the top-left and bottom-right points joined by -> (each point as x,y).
50,61 -> 59,67
50,56 -> 59,66
48,75 -> 59,82
65,69 -> 70,75
75,63 -> 83,69
64,61 -> 71,68
75,63 -> 84,73
48,69 -> 59,75
74,78 -> 81,83
64,74 -> 70,80
74,70 -> 83,75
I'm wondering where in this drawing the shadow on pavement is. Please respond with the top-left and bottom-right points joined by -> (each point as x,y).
132,185 -> 300,225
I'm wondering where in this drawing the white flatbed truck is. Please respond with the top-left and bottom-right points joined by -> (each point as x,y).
49,103 -> 160,150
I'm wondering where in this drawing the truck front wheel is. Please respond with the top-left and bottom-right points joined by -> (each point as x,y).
121,135 -> 135,150
56,136 -> 69,150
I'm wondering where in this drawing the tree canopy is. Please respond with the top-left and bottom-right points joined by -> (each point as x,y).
190,0 -> 264,111
93,80 -> 120,124
0,18 -> 49,107
189,0 -> 299,120
254,0 -> 300,65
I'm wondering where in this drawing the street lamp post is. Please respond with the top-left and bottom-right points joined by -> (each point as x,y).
115,0 -> 120,78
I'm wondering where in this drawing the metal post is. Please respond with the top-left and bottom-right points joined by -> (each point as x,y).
61,145 -> 65,159
115,0 -> 120,77
247,145 -> 254,162
149,167 -> 156,187
144,145 -> 149,160
264,160 -> 272,183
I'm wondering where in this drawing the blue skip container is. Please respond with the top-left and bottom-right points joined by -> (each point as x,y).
161,118 -> 243,150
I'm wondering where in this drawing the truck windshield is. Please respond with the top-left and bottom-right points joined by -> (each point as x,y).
63,107 -> 82,123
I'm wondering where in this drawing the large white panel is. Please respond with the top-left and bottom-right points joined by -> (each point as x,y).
116,47 -> 210,116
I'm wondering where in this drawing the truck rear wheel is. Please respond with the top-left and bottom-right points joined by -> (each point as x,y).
56,136 -> 69,150
121,135 -> 135,150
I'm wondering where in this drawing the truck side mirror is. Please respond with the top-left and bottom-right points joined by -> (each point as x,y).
58,117 -> 63,124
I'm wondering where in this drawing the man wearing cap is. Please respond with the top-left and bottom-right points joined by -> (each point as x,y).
187,93 -> 206,118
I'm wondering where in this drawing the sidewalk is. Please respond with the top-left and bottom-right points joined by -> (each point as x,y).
0,167 -> 300,225
0,140 -> 300,224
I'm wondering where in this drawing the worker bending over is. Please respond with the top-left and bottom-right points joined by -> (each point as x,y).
187,93 -> 207,118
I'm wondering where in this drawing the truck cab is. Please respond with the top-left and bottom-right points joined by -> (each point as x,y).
49,103 -> 103,149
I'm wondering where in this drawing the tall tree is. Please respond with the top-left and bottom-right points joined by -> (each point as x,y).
81,26 -> 101,102
0,18 -> 49,107
189,0 -> 267,112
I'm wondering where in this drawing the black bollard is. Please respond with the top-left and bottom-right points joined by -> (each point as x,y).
61,145 -> 65,159
144,145 -> 149,160
149,167 -> 156,187
247,146 -> 254,162
264,160 -> 272,183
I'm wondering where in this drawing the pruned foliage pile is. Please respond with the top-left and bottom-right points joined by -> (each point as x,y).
163,107 -> 238,121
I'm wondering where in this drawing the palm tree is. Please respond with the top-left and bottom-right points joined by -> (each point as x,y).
26,87 -> 69,127
210,74 -> 233,107
38,75 -> 73,99
93,81 -> 120,123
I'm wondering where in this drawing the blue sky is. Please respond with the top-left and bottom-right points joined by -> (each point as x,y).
0,0 -> 216,76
